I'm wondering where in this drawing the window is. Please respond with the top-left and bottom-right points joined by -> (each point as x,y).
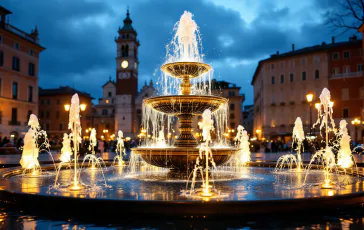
300,58 -> 306,66
315,70 -> 319,79
341,88 -> 349,100
301,72 -> 306,81
358,64 -> 363,72
230,103 -> 235,111
343,51 -> 350,59
112,109 -> 115,114
46,124 -> 50,131
121,45 -> 129,57
271,76 -> 275,84
314,56 -> 320,63
108,91 -> 112,97
106,99 -> 109,104
30,49 -> 34,56
280,62 -> 284,69
12,56 -> 20,71
344,66 -> 350,73
290,73 -> 294,82
14,43 -> 19,49
228,91 -> 235,96
0,51 -> 3,66
12,82 -> 18,99
11,108 -> 17,124
40,111 -> 44,118
333,52 -> 339,60
0,35 -> 2,43
56,111 -> 60,119
41,99 -> 44,105
28,86 -> 33,102
230,122 -> 236,129
59,123 -> 63,131
57,99 -> 60,105
27,110 -> 32,121
280,75 -> 284,84
102,109 -> 108,115
332,67 -> 339,75
46,111 -> 49,118
271,63 -> 274,70
230,113 -> 235,119
343,108 -> 349,118
47,99 -> 50,105
28,63 -> 35,76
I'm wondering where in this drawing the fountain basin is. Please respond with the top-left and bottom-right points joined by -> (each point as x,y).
144,95 -> 227,115
161,62 -> 211,79
131,147 -> 238,171
0,164 -> 363,220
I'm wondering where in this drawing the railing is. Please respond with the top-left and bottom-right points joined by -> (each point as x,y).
4,24 -> 39,44
330,71 -> 363,78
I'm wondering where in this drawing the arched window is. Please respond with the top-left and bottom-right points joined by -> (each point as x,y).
134,47 -> 137,58
125,45 -> 129,57
102,109 -> 108,115
126,34 -> 129,38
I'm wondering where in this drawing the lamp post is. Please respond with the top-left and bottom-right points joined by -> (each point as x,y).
256,129 -> 261,140
306,93 -> 313,136
351,118 -> 361,143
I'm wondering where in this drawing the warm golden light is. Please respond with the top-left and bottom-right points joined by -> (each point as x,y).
315,103 -> 320,109
306,93 -> 313,103
329,101 -> 334,107
121,60 -> 129,68
256,129 -> 261,134
125,137 -> 131,141
351,118 -> 361,125
64,104 -> 70,111
80,103 -> 87,111
106,99 -> 109,104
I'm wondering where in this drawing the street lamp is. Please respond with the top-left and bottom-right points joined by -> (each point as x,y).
64,104 -> 70,112
306,93 -> 313,136
351,118 -> 361,142
80,103 -> 87,111
256,129 -> 261,140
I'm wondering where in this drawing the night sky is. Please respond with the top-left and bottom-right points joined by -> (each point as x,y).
1,0 -> 354,105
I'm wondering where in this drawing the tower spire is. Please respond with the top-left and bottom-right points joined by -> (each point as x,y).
120,8 -> 134,31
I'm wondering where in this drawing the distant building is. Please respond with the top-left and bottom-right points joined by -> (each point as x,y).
242,105 -> 254,136
252,36 -> 364,142
211,80 -> 245,129
0,6 -> 45,139
94,10 -> 158,139
39,86 -> 93,138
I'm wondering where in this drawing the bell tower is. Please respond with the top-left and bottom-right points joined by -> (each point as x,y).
114,9 -> 140,137
115,9 -> 139,99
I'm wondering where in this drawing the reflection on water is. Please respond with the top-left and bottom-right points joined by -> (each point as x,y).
5,167 -> 363,201
0,203 -> 363,229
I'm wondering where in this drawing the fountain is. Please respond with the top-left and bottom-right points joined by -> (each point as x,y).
305,88 -> 337,189
59,133 -> 72,163
20,114 -> 55,176
275,117 -> 305,172
132,11 -> 238,172
336,120 -> 355,169
233,125 -> 251,166
113,130 -> 126,166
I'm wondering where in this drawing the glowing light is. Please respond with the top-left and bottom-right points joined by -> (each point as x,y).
80,103 -> 87,111
329,101 -> 334,107
315,103 -> 320,109
306,93 -> 313,103
64,104 -> 70,111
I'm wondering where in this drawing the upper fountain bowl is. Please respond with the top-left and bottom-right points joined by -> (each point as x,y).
161,62 -> 211,79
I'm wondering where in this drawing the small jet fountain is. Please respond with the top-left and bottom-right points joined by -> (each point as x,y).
336,120 -> 356,170
305,88 -> 337,189
275,117 -> 305,172
59,133 -> 72,163
113,130 -> 126,167
82,128 -> 103,170
20,114 -> 55,176
233,125 -> 251,166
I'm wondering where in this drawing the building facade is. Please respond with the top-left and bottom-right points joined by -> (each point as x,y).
252,37 -> 364,142
0,6 -> 45,139
242,105 -> 254,136
39,86 -> 93,138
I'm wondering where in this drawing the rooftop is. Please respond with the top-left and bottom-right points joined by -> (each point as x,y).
39,86 -> 94,99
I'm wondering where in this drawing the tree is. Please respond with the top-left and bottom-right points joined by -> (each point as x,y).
325,0 -> 364,35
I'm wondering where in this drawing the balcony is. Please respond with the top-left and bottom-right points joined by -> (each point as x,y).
330,71 -> 363,79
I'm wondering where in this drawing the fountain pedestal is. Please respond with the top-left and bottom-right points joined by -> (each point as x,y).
175,114 -> 197,147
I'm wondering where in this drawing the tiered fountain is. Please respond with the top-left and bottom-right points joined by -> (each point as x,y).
132,11 -> 239,171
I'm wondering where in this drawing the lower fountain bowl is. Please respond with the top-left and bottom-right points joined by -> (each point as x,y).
131,147 -> 238,171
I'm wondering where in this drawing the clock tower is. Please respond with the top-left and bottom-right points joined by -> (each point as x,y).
114,9 -> 140,136
115,9 -> 139,99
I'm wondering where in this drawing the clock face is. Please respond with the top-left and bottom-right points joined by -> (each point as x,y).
121,60 -> 129,69
134,62 -> 137,69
